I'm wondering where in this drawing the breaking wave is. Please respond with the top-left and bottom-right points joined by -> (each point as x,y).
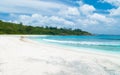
43,39 -> 120,46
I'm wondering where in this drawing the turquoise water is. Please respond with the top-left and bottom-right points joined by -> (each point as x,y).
29,35 -> 120,53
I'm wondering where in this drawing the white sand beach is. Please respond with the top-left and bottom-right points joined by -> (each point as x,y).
0,35 -> 120,75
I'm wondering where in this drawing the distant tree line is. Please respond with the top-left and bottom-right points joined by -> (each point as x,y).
0,20 -> 92,35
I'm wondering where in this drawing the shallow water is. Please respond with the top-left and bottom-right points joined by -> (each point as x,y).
29,35 -> 120,54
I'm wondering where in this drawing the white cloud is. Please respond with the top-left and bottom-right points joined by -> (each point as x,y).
63,7 -> 80,16
76,1 -> 84,6
49,16 -> 75,26
9,2 -> 117,34
58,7 -> 80,20
0,0 -> 67,15
79,4 -> 96,15
76,19 -> 98,26
89,13 -> 115,24
102,0 -> 120,7
12,14 -> 75,28
58,4 -> 98,26
109,7 -> 120,16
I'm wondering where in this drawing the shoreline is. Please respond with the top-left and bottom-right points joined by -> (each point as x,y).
0,35 -> 120,75
1,35 -> 120,58
27,35 -> 120,58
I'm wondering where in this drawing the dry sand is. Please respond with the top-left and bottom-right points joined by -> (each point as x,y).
0,35 -> 120,75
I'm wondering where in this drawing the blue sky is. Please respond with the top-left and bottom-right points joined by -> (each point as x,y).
0,0 -> 120,35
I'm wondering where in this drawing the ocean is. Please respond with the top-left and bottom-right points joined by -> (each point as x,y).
29,35 -> 120,54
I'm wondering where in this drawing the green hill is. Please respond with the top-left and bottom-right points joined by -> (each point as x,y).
0,20 -> 92,35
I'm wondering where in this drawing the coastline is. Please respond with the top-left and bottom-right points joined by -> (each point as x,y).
0,35 -> 120,75
27,35 -> 120,57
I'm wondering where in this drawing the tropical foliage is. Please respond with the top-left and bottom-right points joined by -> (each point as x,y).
0,20 -> 91,35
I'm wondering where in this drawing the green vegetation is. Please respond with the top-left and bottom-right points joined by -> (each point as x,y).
0,20 -> 92,35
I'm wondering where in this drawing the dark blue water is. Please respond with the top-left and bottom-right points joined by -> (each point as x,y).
29,35 -> 120,53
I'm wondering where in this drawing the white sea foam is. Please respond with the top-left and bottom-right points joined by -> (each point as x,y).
43,39 -> 120,46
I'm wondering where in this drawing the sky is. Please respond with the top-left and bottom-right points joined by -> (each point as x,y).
0,0 -> 120,35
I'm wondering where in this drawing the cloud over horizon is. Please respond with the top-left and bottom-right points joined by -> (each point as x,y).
0,0 -> 120,34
